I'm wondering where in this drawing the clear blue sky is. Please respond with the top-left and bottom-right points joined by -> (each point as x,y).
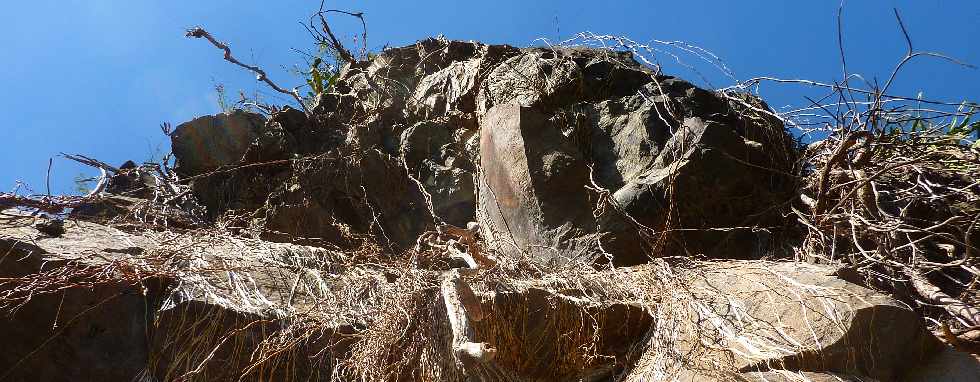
2,1 -> 978,195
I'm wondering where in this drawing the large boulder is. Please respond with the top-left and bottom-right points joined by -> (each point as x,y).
170,110 -> 266,177
622,261 -> 945,381
166,41 -> 797,260
612,110 -> 797,259
477,79 -> 796,265
438,260 -> 948,381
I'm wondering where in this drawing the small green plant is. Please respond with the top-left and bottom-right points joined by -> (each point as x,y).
213,80 -> 232,113
907,101 -> 979,148
945,102 -> 980,146
306,56 -> 337,98
302,41 -> 342,100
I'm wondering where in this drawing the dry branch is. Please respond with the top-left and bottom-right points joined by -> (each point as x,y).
185,27 -> 309,114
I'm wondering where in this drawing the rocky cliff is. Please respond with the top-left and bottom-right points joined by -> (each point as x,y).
0,38 -> 977,381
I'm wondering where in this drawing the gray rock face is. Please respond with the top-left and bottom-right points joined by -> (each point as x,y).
170,110 -> 266,177
0,216 -> 958,381
585,94 -> 671,190
477,104 -> 601,266
476,47 -> 655,114
476,92 -> 796,265
399,116 -> 479,226
253,149 -> 435,249
623,261 -> 944,381
167,39 -> 796,263
612,112 -> 796,259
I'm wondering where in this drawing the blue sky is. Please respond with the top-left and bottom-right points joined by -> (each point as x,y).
2,1 -> 978,195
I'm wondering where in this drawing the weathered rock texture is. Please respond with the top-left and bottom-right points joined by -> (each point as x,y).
0,236 -> 151,382
4,215 -> 963,381
171,110 -> 266,177
0,38 -> 973,382
0,215 -> 359,381
169,38 -> 796,266
634,262 -> 944,381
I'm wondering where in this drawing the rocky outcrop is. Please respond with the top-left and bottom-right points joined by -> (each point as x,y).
477,104 -> 601,266
436,261 -> 950,381
168,38 -> 795,265
476,91 -> 795,266
651,261 -> 943,381
3,213 -> 973,381
4,37 -> 974,381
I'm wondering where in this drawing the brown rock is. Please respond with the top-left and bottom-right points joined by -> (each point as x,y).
170,110 -> 266,177
476,104 -> 601,267
0,222 -> 154,382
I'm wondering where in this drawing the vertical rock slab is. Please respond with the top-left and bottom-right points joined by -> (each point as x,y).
477,104 -> 600,267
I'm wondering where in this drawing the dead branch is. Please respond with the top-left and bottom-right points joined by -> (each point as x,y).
61,153 -> 118,197
0,193 -> 84,214
306,1 -> 367,64
185,27 -> 309,114
905,269 -> 980,327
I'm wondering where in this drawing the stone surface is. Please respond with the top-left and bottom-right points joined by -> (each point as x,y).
584,94 -> 671,190
477,104 -> 601,266
694,261 -> 942,380
623,261 -> 945,381
0,219 -> 155,382
164,40 -> 797,261
255,149 -> 434,249
0,219 -> 962,381
399,117 -> 478,226
902,348 -> 980,382
149,299 -> 355,382
0,216 -> 360,382
450,282 -> 654,381
170,110 -> 266,177
468,48 -> 796,266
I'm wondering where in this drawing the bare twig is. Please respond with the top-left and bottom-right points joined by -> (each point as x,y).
905,269 -> 980,326
185,27 -> 309,114
45,158 -> 53,198
308,1 -> 367,65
